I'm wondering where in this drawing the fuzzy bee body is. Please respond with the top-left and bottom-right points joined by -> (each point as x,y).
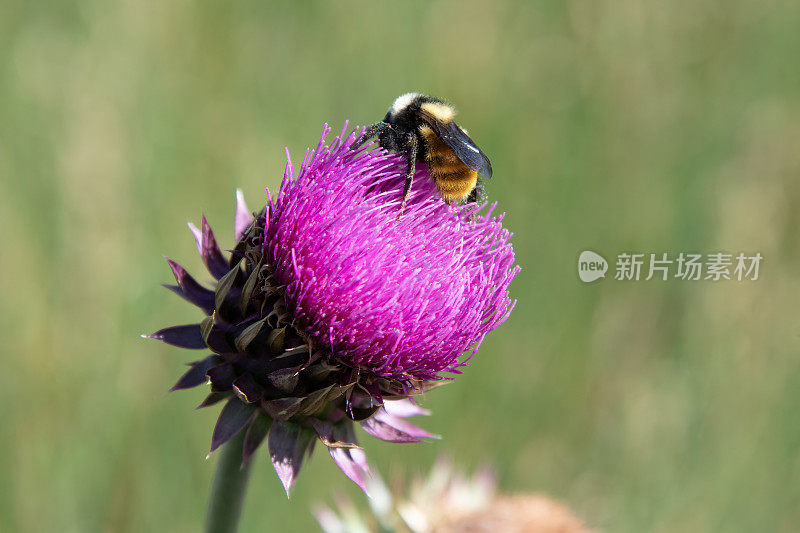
418,124 -> 479,204
352,93 -> 492,216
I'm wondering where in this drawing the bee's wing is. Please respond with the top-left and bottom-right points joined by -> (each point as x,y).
418,111 -> 493,179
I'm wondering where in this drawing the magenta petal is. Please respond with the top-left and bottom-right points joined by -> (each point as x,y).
187,222 -> 202,254
268,421 -> 314,497
329,447 -> 371,494
348,446 -> 369,473
325,421 -> 371,492
234,189 -> 254,240
360,417 -> 422,443
373,409 -> 439,440
382,398 -> 431,418
360,405 -> 438,443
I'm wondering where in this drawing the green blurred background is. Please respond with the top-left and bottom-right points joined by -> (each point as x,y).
1,1 -> 799,531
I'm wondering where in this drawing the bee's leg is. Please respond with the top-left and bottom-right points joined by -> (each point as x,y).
466,180 -> 486,204
397,133 -> 418,219
352,121 -> 392,151
464,181 -> 486,221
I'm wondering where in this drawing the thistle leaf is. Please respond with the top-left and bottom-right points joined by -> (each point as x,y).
268,421 -> 314,497
215,261 -> 242,311
200,315 -> 214,343
266,368 -> 299,393
165,259 -> 214,313
201,216 -> 231,279
197,392 -> 230,409
241,413 -> 271,467
267,327 -> 286,354
209,397 -> 256,455
170,354 -> 223,391
234,317 -> 267,352
206,362 -> 235,392
232,373 -> 265,404
145,324 -> 206,349
261,397 -> 304,421
309,419 -> 361,449
239,266 -> 261,315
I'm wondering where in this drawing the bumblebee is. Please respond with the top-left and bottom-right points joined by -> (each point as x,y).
352,93 -> 492,216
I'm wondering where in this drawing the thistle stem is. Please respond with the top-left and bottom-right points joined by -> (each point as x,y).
205,430 -> 253,533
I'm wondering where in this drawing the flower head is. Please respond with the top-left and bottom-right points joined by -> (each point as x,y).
146,124 -> 519,495
267,125 -> 517,381
315,458 -> 591,533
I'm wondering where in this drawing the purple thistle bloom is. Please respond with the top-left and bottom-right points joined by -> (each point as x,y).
146,124 -> 519,495
267,125 -> 517,382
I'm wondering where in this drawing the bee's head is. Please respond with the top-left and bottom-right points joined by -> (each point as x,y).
377,119 -> 401,151
378,95 -> 422,151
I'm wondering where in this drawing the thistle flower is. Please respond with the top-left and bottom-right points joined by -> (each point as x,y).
315,458 -> 591,533
146,124 -> 519,496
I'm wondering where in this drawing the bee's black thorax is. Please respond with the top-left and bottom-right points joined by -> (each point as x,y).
380,94 -> 444,159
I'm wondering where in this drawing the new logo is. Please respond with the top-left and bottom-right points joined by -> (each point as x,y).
578,251 -> 608,282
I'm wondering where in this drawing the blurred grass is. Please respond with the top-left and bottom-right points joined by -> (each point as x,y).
1,0 -> 799,531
